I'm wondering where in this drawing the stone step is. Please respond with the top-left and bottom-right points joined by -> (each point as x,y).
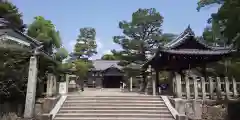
55,113 -> 172,118
62,103 -> 166,107
67,95 -> 156,97
54,117 -> 174,120
58,109 -> 170,114
65,100 -> 164,104
54,95 -> 174,120
60,106 -> 168,110
67,96 -> 161,101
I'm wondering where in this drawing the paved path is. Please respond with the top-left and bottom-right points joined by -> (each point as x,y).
68,88 -> 151,96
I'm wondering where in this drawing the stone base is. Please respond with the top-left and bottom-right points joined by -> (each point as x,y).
39,114 -> 52,120
41,96 -> 61,113
59,82 -> 67,95
170,98 -> 202,119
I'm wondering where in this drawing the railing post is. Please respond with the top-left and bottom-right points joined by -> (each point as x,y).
185,77 -> 190,99
232,77 -> 238,98
225,77 -> 230,100
216,77 -> 222,100
209,77 -> 214,99
201,77 -> 206,100
193,77 -> 198,99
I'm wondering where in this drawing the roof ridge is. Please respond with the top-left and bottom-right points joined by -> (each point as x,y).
164,25 -> 195,48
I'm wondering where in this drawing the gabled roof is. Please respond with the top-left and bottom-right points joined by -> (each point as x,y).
141,25 -> 234,70
92,60 -> 122,71
164,25 -> 216,50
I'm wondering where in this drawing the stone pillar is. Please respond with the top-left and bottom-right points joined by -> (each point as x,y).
155,70 -> 159,94
129,77 -> 133,92
24,56 -> 38,118
46,73 -> 53,97
192,100 -> 202,119
52,75 -> 57,95
65,74 -> 69,93
59,74 -> 69,95
152,71 -> 156,96
172,98 -> 186,115
175,72 -> 182,98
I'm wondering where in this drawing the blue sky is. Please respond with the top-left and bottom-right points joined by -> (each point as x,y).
12,0 -> 218,59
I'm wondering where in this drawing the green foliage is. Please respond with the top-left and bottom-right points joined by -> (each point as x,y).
198,0 -> 240,48
55,62 -> 73,75
101,54 -> 119,60
0,51 -> 30,101
197,0 -> 240,81
197,0 -> 223,11
55,47 -> 68,62
202,26 -> 225,46
27,16 -> 62,54
73,27 -> 97,59
0,1 -> 25,31
73,60 -> 92,79
112,8 -> 164,66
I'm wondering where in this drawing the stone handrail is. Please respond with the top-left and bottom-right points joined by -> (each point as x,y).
161,96 -> 187,120
173,76 -> 240,101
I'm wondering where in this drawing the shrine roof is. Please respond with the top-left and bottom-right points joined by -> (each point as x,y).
161,49 -> 232,55
92,60 -> 122,71
141,25 -> 234,70
163,25 -> 231,50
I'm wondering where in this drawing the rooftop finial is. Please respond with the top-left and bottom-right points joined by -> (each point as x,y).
185,24 -> 195,36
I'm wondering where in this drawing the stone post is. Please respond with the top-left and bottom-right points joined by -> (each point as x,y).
129,77 -> 133,92
172,98 -> 186,115
52,75 -> 57,95
24,56 -> 38,118
46,73 -> 53,97
65,74 -> 69,93
175,72 -> 182,98
152,71 -> 156,96
59,74 -> 69,95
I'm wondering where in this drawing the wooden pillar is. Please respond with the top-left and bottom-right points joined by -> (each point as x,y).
24,56 -> 38,118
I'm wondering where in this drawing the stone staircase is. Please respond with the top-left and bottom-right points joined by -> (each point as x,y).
54,95 -> 174,120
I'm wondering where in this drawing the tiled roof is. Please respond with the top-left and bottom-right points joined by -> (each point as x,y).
92,60 -> 122,71
161,49 -> 232,55
0,18 -> 41,47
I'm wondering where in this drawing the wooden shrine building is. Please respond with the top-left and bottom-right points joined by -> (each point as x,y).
88,60 -> 125,88
142,26 -> 234,97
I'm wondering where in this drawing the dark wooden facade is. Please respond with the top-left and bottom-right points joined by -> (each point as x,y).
87,60 -> 125,88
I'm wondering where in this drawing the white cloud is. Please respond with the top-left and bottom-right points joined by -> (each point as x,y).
96,38 -> 103,51
69,40 -> 76,48
65,40 -> 76,52
103,50 -> 112,54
